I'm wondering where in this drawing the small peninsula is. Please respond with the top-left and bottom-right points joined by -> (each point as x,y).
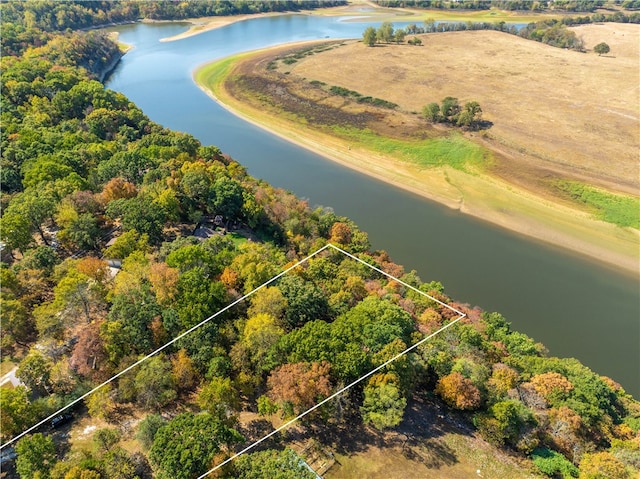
195,23 -> 639,273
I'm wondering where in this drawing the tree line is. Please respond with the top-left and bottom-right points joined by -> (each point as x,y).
372,0 -> 635,12
1,0 -> 347,57
363,11 -> 638,52
1,3 -> 639,479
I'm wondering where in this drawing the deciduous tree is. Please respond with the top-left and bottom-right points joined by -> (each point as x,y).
17,349 -> 53,395
149,412 -> 243,479
99,177 -> 137,204
197,376 -> 240,423
16,433 -> 56,479
441,96 -> 461,123
435,371 -> 481,410
247,286 -> 286,319
0,297 -> 34,349
134,355 -> 176,411
278,275 -> 329,329
103,230 -> 150,260
85,384 -> 117,421
579,451 -> 630,479
361,373 -> 407,430
531,371 -> 574,404
267,361 -> 332,415
377,22 -> 395,43
171,349 -> 198,392
422,102 -> 441,122
136,414 -> 166,451
456,101 -> 483,129
329,221 -> 352,245
593,42 -> 610,56
363,26 -> 377,46
0,386 -> 36,441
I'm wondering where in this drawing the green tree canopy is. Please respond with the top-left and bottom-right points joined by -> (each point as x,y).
134,355 -> 177,411
16,433 -> 57,479
136,413 -> 166,451
232,448 -> 316,479
0,386 -> 36,442
149,412 -> 244,479
423,102 -> 441,122
17,349 -> 53,395
593,42 -> 610,56
377,22 -> 395,43
363,26 -> 377,46
361,373 -> 407,430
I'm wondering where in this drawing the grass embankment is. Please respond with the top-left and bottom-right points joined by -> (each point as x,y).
194,37 -> 639,273
556,181 -> 640,229
332,126 -> 487,170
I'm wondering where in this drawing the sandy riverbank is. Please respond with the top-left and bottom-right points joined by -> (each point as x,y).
194,44 -> 639,275
158,0 -> 568,43
158,12 -> 301,42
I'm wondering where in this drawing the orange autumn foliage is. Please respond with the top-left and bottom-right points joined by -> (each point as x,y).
436,372 -> 481,410
267,361 -> 332,413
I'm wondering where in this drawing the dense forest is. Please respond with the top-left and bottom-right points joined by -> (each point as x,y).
1,2 -> 639,479
0,0 -> 346,57
372,0 -> 637,12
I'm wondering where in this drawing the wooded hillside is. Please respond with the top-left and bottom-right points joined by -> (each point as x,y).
0,2 -> 638,479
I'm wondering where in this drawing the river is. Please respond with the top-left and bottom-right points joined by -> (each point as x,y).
105,16 -> 639,396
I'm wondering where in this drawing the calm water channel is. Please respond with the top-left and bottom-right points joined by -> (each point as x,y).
106,16 -> 639,396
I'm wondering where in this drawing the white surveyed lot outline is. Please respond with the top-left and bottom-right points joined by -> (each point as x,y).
1,243 -> 466,469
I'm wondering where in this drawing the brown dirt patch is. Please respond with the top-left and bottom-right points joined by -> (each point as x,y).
288,26 -> 639,196
227,42 -> 433,142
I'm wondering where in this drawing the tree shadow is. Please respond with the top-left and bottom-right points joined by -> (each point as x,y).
476,119 -> 494,130
310,393 -> 467,468
240,418 -> 274,444
401,437 -> 457,469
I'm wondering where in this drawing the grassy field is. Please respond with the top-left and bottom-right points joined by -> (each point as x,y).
326,434 -> 540,479
290,24 -> 639,197
330,126 -> 489,171
320,396 -> 541,479
194,27 -> 639,272
556,180 -> 640,229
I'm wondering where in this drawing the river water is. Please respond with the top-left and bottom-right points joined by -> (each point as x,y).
106,16 -> 639,396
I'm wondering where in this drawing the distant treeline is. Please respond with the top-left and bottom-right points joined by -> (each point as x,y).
373,0 -> 637,12
1,0 -> 346,57
412,20 -> 585,49
402,9 -> 639,50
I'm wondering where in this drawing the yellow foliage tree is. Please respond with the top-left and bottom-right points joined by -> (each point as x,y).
435,372 -> 481,410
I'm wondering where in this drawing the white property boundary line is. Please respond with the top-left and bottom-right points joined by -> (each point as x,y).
198,311 -> 465,477
197,244 -> 465,477
1,244 -> 330,449
1,244 -> 465,455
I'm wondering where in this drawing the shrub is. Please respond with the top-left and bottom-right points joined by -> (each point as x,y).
531,447 -> 579,478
